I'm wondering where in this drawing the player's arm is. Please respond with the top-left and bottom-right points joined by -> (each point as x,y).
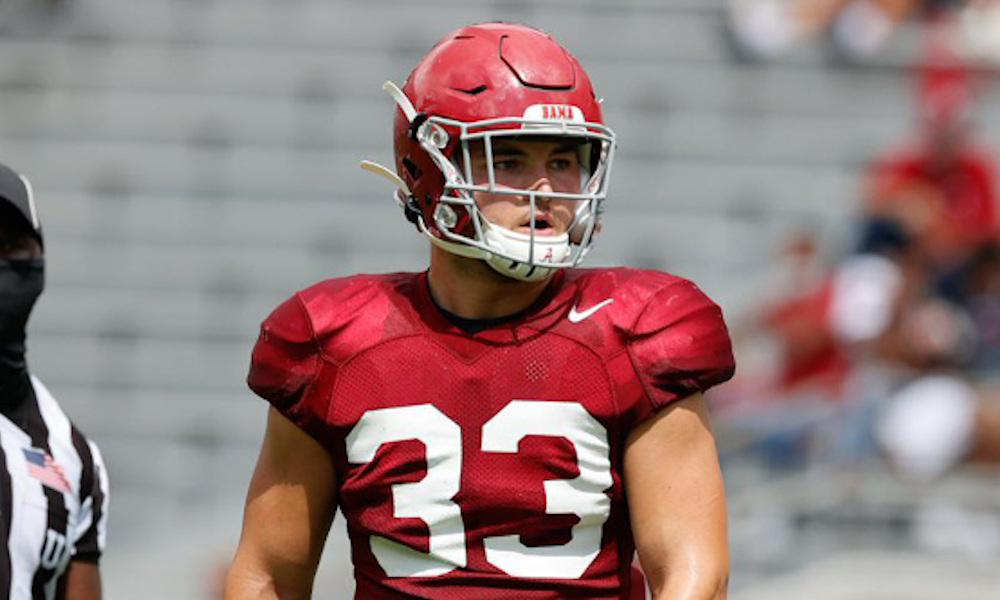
226,407 -> 338,600
57,561 -> 101,600
624,393 -> 729,600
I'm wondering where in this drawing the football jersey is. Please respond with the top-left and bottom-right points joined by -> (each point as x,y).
248,267 -> 734,599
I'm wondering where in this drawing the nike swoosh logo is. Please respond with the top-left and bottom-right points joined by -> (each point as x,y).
568,298 -> 614,323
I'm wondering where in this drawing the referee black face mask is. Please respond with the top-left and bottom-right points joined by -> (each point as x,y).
0,257 -> 45,385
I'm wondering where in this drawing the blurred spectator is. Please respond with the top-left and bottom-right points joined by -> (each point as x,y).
863,39 -> 997,274
953,242 -> 1000,370
816,201 -> 983,467
734,221 -> 914,406
828,220 -> 913,354
715,227 -> 899,467
755,231 -> 853,400
959,0 -> 1000,61
807,219 -> 922,463
872,370 -> 1000,481
727,0 -> 983,62
863,118 -> 998,271
875,374 -> 978,480
725,43 -> 1000,469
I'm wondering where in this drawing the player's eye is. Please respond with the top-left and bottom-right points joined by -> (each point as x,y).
493,159 -> 521,172
550,158 -> 574,171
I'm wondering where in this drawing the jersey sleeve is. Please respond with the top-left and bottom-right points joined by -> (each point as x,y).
628,277 -> 735,415
247,294 -> 329,440
70,438 -> 109,563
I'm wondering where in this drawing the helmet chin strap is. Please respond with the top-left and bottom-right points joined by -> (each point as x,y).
481,221 -> 569,282
486,256 -> 556,282
417,217 -> 489,260
418,216 -> 563,283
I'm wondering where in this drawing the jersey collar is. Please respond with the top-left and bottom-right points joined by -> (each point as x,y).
411,270 -> 571,344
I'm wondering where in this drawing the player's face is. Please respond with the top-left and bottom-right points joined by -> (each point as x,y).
467,138 -> 583,236
0,207 -> 41,261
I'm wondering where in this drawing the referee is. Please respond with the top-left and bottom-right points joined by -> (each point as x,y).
0,162 -> 108,600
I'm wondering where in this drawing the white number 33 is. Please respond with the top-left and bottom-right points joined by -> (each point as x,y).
345,400 -> 613,579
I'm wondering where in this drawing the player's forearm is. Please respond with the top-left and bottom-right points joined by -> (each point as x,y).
224,566 -> 278,600
224,560 -> 314,600
648,560 -> 729,600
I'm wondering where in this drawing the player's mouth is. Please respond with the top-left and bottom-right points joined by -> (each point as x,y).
518,215 -> 558,236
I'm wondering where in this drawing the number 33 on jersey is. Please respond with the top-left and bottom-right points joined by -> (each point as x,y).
248,268 -> 734,599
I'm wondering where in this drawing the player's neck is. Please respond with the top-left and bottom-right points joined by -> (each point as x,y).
427,248 -> 553,320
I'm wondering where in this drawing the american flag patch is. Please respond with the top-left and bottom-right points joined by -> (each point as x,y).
22,448 -> 71,494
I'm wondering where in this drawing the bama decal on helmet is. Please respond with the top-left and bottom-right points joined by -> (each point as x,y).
522,104 -> 585,123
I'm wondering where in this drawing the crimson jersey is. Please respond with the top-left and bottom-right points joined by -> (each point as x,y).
248,268 -> 734,599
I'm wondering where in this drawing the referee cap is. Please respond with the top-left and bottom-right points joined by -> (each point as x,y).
0,161 -> 42,244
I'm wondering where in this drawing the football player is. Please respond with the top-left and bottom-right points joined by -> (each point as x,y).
226,22 -> 735,600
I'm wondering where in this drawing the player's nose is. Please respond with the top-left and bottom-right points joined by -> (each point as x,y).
527,176 -> 555,205
531,178 -> 554,192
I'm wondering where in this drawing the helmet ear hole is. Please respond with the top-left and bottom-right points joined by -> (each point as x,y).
408,113 -> 430,140
402,157 -> 422,180
401,194 -> 422,226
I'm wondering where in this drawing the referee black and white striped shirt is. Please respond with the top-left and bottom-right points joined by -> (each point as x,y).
0,375 -> 108,600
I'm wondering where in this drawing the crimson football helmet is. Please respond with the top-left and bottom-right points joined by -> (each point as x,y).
362,22 -> 616,281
